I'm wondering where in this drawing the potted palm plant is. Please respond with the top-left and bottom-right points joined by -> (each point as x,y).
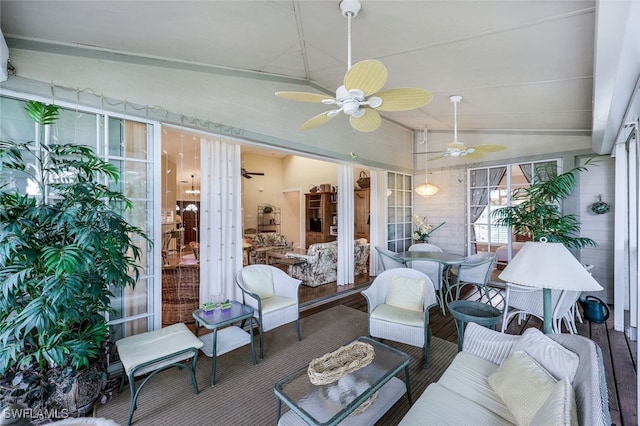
491,159 -> 597,249
0,101 -> 148,418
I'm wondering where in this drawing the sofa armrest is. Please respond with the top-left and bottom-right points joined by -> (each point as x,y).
285,252 -> 315,262
461,323 -> 519,365
549,334 -> 611,426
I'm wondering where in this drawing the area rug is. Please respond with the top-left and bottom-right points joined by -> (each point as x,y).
97,305 -> 457,425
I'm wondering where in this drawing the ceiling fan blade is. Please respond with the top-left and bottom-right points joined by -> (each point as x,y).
349,109 -> 381,132
464,151 -> 485,161
248,172 -> 265,176
428,155 -> 445,162
344,60 -> 388,96
275,91 -> 332,103
413,150 -> 446,155
299,111 -> 336,130
243,174 -> 253,179
472,144 -> 507,153
376,88 -> 433,111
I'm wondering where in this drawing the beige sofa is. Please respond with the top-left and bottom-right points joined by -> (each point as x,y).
285,239 -> 370,287
400,323 -> 610,425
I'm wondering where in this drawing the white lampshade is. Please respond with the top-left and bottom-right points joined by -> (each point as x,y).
499,241 -> 602,292
415,182 -> 440,196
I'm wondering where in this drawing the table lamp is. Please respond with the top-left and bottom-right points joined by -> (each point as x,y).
498,239 -> 603,334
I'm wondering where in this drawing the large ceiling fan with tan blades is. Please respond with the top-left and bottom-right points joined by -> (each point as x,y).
414,95 -> 507,160
275,0 -> 432,132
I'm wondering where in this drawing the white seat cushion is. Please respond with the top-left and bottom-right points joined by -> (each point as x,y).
399,382 -> 515,425
261,295 -> 297,314
437,352 -> 516,424
116,323 -> 203,376
370,304 -> 423,327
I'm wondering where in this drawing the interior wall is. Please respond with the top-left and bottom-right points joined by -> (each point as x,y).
413,167 -> 467,256
241,153 -> 286,235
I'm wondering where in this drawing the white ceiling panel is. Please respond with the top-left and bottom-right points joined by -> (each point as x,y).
1,0 -> 605,154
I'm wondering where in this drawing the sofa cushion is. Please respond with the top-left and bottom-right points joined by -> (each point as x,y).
241,267 -> 274,299
437,351 -> 516,423
489,350 -> 557,426
385,274 -> 424,312
398,382 -> 515,425
531,377 -> 579,426
512,327 -> 579,382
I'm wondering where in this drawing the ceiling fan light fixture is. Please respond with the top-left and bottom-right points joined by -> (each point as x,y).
274,0 -> 432,132
415,182 -> 440,196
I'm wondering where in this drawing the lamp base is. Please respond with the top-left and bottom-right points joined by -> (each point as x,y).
543,288 -> 553,334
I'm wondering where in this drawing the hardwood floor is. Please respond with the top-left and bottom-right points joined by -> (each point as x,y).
299,274 -> 638,426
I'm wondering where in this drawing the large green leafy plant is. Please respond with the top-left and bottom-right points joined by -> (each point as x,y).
491,159 -> 597,249
0,101 -> 148,412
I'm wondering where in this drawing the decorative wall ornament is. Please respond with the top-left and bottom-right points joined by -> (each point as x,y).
590,194 -> 610,215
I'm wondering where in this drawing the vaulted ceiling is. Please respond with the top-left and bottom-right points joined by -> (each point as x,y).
0,1 -> 629,158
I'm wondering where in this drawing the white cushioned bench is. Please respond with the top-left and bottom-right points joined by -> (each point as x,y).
116,323 -> 204,426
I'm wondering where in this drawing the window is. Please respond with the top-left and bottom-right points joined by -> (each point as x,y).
0,96 -> 157,352
387,171 -> 412,252
468,160 -> 559,254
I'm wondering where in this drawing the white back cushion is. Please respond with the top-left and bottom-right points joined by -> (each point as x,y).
385,274 -> 424,312
242,268 -> 274,299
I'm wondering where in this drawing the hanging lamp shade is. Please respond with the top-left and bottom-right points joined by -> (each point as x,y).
415,182 -> 440,196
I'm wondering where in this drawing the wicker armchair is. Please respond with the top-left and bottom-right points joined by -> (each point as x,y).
361,268 -> 437,368
235,264 -> 302,358
161,264 -> 200,327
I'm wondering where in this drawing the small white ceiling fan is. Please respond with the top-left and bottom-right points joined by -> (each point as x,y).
275,0 -> 433,132
414,95 -> 506,160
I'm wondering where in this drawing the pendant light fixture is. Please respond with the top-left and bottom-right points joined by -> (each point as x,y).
415,128 -> 440,196
185,174 -> 200,195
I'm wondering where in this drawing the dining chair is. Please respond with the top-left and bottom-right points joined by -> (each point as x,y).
501,284 -> 582,334
374,246 -> 407,271
361,268 -> 437,368
407,244 -> 446,314
408,243 -> 443,253
450,253 -> 496,301
235,264 -> 302,358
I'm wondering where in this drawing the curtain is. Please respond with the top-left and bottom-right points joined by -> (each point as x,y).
519,162 -> 557,184
337,165 -> 355,286
369,169 -> 385,276
199,137 -> 243,304
519,164 -> 533,183
469,167 -> 507,254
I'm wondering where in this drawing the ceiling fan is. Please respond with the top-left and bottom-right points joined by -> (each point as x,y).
414,95 -> 506,160
274,0 -> 432,133
241,168 -> 265,179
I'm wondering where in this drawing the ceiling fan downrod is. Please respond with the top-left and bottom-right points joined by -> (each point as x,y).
340,0 -> 361,70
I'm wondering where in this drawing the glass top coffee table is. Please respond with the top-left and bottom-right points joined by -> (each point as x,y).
274,336 -> 412,426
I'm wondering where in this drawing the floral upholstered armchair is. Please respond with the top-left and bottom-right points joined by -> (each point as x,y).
286,239 -> 370,287
245,233 -> 293,264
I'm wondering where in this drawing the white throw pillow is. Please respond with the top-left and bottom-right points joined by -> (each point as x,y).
488,350 -> 557,426
385,274 -> 424,312
512,327 -> 579,382
530,377 -> 579,426
241,268 -> 274,299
